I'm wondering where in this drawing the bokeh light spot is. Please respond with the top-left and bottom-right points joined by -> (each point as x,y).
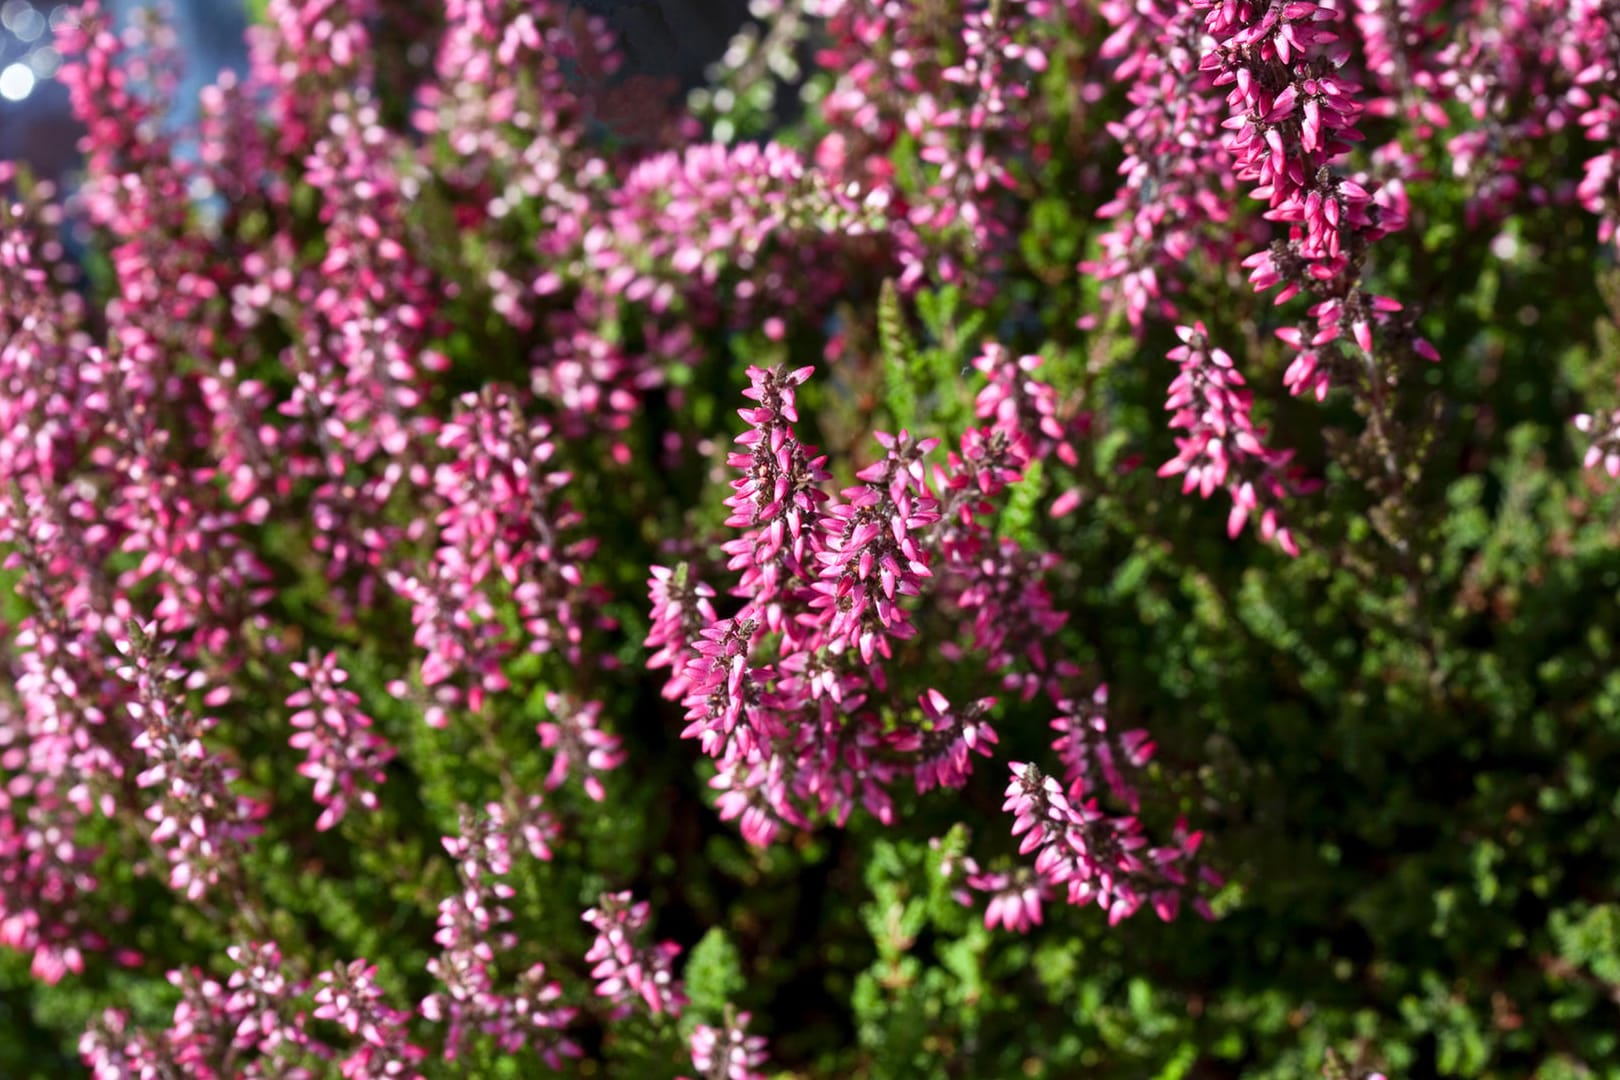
0,61 -> 36,101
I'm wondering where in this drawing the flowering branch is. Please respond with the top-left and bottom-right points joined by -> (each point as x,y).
1158,322 -> 1311,555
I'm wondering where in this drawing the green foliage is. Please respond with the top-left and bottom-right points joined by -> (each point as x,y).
878,280 -> 920,431
685,929 -> 747,1022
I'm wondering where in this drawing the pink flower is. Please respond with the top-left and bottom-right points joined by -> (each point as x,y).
690,1010 -> 770,1080
536,693 -> 625,802
114,621 -> 265,901
287,651 -> 395,831
1050,684 -> 1155,813
900,689 -> 1000,794
1191,0 -> 1439,390
1158,323 -> 1311,556
315,958 -> 430,1075
423,805 -> 578,1065
646,563 -> 718,700
1001,762 -> 1212,927
582,891 -> 687,1018
810,430 -> 941,665
971,868 -> 1049,934
1575,409 -> 1620,478
1087,0 -> 1237,329
722,364 -> 830,628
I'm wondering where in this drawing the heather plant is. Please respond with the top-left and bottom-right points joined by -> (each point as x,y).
0,0 -> 1618,1077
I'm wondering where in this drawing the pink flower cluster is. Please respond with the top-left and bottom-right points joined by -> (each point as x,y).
1352,0 -> 1448,133
902,689 -> 1000,794
78,797 -> 603,1076
1082,1 -> 1620,535
971,344 -> 1083,516
582,890 -> 687,1018
1050,685 -> 1154,813
532,138 -> 891,459
964,863 -> 1052,934
811,0 -> 1050,292
937,677 -> 1216,933
648,358 -> 1211,928
313,958 -> 429,1078
1575,409 -> 1620,478
0,208 -> 128,983
1088,0 -> 1237,329
687,1009 -> 771,1080
1159,322 -> 1312,554
80,943 -> 430,1079
0,807 -> 105,986
536,692 -> 625,803
651,365 -> 950,844
391,386 -> 611,726
423,804 -> 580,1064
287,652 -> 395,831
1195,0 -> 1437,400
1569,0 -> 1620,248
1003,762 -> 1215,926
114,621 -> 266,902
1430,0 -> 1613,232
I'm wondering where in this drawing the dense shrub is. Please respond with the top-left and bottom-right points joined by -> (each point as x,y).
1,0 -> 1619,1076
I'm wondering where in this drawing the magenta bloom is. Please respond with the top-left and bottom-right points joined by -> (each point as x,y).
582,891 -> 687,1018
689,1011 -> 771,1080
1158,322 -> 1309,556
287,651 -> 395,831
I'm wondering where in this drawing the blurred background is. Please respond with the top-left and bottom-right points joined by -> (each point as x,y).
0,0 -> 754,184
0,0 -> 248,182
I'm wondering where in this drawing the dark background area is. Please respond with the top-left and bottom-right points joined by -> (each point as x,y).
0,0 -> 755,184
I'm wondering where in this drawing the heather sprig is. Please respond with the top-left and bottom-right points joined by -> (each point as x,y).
1088,0 -> 1237,329
1195,0 -> 1440,405
582,890 -> 687,1019
644,357 -> 1201,938
535,692 -> 624,803
1158,321 -> 1311,555
810,0 -> 1051,293
1049,683 -> 1155,813
1569,0 -> 1620,250
722,363 -> 830,628
113,620 -> 266,903
688,1007 -> 771,1080
1002,761 -> 1209,926
422,804 -> 579,1064
286,651 -> 395,832
78,943 -> 432,1078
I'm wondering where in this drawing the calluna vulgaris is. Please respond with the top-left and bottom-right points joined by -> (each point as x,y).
0,0 -> 1614,1076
